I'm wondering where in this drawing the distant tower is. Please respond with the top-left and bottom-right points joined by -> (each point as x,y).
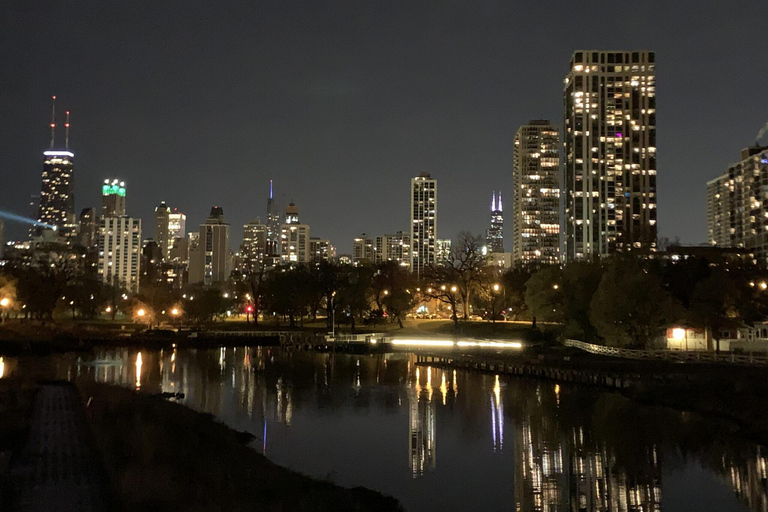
189,207 -> 231,285
101,179 -> 126,216
409,172 -> 437,277
266,180 -> 280,256
280,203 -> 310,263
486,191 -> 504,253
78,207 -> 98,248
242,219 -> 267,271
34,95 -> 76,239
154,201 -> 171,260
168,208 -> 187,251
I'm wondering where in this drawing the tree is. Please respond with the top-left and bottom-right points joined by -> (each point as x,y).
422,265 -> 462,328
335,265 -> 373,332
689,270 -> 742,352
524,266 -> 564,326
473,266 -> 507,323
373,261 -> 418,328
590,262 -> 680,348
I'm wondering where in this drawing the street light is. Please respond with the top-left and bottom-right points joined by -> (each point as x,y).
137,309 -> 146,317
0,298 -> 9,323
493,283 -> 500,292
450,286 -> 457,293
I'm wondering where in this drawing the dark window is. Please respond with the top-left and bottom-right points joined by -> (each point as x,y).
574,52 -> 583,63
648,53 -> 655,63
632,52 -> 639,63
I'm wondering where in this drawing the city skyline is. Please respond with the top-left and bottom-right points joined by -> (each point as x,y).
3,3 -> 768,253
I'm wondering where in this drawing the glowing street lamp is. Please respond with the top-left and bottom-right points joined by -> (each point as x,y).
0,298 -> 9,323
493,283 -> 500,292
450,286 -> 458,293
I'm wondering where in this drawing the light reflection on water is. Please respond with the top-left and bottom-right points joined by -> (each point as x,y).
39,347 -> 768,511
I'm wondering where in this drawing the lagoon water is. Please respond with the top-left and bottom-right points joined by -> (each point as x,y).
13,347 -> 765,511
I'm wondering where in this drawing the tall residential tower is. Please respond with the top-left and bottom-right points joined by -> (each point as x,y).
563,50 -> 657,261
512,120 -> 560,266
485,191 -> 504,253
410,172 -> 437,277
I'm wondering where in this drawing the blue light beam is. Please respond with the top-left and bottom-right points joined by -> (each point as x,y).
0,210 -> 56,230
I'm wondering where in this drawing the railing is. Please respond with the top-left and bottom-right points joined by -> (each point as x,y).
564,339 -> 768,365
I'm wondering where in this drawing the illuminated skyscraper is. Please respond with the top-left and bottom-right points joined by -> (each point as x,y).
563,50 -> 657,261
242,218 -> 267,271
376,232 -> 411,268
280,203 -> 310,264
309,238 -> 335,263
352,234 -> 375,264
101,179 -> 126,217
513,120 -> 560,266
34,97 -> 76,240
154,201 -> 170,260
266,180 -> 280,257
485,191 -> 504,253
410,172 -> 437,277
189,207 -> 231,285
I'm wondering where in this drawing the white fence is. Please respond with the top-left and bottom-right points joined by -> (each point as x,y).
564,339 -> 768,365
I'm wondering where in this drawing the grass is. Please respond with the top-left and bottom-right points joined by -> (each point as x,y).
80,383 -> 402,512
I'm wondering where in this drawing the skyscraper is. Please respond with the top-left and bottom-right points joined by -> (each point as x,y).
101,179 -> 126,216
34,97 -> 76,240
707,146 -> 768,263
280,203 -> 310,264
154,201 -> 171,260
78,207 -> 98,248
168,209 -> 186,243
352,234 -> 375,264
189,207 -> 232,285
410,172 -> 437,277
485,191 -> 504,253
563,50 -> 657,261
309,238 -> 335,263
376,232 -> 411,268
242,218 -> 267,271
512,121 -> 560,266
266,180 -> 280,257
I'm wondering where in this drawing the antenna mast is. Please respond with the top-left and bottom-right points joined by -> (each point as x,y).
50,95 -> 57,148
65,111 -> 70,149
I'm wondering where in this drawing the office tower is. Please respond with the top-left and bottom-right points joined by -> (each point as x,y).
280,203 -> 310,263
563,50 -> 657,261
375,232 -> 411,268
169,236 -> 190,264
242,219 -> 268,271
34,98 -> 76,240
266,180 -> 280,256
353,234 -> 375,264
436,239 -> 451,263
101,179 -> 126,216
707,146 -> 768,263
78,207 -> 98,248
410,172 -> 437,277
485,191 -> 504,253
189,207 -> 232,285
168,209 -> 186,246
97,216 -> 142,293
154,201 -> 171,260
512,121 -> 560,266
309,237 -> 335,262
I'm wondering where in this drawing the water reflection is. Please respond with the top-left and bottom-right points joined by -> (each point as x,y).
45,348 -> 767,512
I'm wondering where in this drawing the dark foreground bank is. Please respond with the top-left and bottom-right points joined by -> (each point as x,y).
80,383 -> 402,512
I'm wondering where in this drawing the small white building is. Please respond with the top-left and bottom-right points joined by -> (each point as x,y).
665,321 -> 768,352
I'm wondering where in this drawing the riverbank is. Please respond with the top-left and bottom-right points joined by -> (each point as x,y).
79,383 -> 402,511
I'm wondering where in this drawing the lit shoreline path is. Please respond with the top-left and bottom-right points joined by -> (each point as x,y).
10,383 -> 109,512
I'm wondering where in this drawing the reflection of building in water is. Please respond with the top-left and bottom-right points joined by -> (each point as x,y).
723,446 -> 768,512
491,375 -> 504,452
276,376 -> 292,426
514,395 -> 662,511
409,367 -> 436,478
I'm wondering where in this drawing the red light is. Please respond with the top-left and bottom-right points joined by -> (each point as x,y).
50,123 -> 55,127
246,306 -> 254,313
52,95 -> 56,99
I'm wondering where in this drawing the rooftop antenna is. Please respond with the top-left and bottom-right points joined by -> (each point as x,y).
270,179 -> 273,199
49,95 -> 57,148
491,191 -> 496,212
498,191 -> 503,212
65,110 -> 70,149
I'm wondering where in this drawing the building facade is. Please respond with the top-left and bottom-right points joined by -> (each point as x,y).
242,219 -> 268,271
707,146 -> 768,264
436,238 -> 452,263
190,207 -> 232,285
410,172 -> 437,277
376,232 -> 411,268
101,179 -> 126,216
309,237 -> 335,262
512,120 -> 560,266
485,191 -> 504,253
154,201 -> 171,261
97,216 -> 142,293
35,150 -> 76,239
280,203 -> 310,264
78,207 -> 98,248
563,50 -> 657,261
353,234 -> 375,264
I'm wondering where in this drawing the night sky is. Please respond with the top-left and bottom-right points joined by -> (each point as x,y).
2,1 -> 768,253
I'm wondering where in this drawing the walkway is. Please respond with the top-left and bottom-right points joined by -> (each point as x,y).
10,383 -> 109,512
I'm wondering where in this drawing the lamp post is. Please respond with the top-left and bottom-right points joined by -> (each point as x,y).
331,291 -> 337,338
0,298 -> 9,323
171,307 -> 180,328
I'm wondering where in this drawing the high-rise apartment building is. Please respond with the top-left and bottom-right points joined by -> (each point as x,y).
707,146 -> 768,263
280,203 -> 310,264
436,238 -> 452,263
168,209 -> 186,242
188,207 -> 232,285
353,234 -> 376,264
78,207 -> 98,248
154,201 -> 171,260
485,191 -> 504,253
410,172 -> 437,277
375,232 -> 411,268
242,219 -> 267,271
309,238 -> 335,263
97,216 -> 142,293
101,179 -> 126,216
512,121 -> 560,266
563,50 -> 657,261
